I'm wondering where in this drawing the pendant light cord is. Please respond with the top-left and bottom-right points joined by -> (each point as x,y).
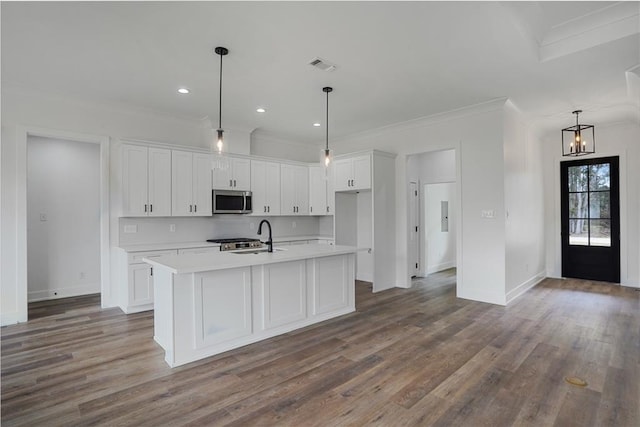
218,53 -> 223,130
326,90 -> 329,151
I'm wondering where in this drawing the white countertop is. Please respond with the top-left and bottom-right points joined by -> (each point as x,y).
118,241 -> 222,252
144,243 -> 357,274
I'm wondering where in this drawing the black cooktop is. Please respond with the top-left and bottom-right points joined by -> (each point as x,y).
206,238 -> 260,244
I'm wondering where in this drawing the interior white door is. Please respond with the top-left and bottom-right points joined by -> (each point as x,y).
408,182 -> 419,276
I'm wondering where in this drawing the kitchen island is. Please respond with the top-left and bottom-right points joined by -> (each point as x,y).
144,244 -> 357,367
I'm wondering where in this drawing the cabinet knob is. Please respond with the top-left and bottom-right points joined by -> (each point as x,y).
229,179 -> 233,187
234,179 -> 237,187
267,206 -> 270,213
150,204 -> 153,213
144,204 -> 148,212
194,205 -> 197,213
189,205 -> 193,212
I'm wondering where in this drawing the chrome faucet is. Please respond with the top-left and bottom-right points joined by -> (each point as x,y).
257,219 -> 273,253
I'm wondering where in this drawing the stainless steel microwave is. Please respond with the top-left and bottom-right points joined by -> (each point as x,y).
212,190 -> 252,214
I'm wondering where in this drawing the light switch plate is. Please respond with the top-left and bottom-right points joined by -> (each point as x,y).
481,210 -> 495,219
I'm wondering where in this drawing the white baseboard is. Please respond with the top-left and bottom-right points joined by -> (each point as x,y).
506,271 -> 546,304
427,261 -> 456,275
28,283 -> 100,302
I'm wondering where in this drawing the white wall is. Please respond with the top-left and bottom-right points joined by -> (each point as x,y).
1,85 -> 209,324
27,136 -> 101,301
334,100 -> 508,305
407,149 -> 456,183
424,182 -> 457,274
543,120 -> 640,288
503,102 -> 546,302
251,130 -> 320,163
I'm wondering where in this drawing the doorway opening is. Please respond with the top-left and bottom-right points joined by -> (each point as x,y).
560,156 -> 620,283
406,149 -> 458,287
27,136 -> 102,306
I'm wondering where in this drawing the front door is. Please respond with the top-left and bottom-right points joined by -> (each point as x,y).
560,156 -> 620,282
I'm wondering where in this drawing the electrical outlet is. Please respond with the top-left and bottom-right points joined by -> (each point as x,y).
40,213 -> 47,221
169,224 -> 176,232
292,221 -> 297,229
124,225 -> 137,233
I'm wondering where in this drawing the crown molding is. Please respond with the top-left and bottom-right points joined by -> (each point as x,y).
540,2 -> 639,62
332,97 -> 508,145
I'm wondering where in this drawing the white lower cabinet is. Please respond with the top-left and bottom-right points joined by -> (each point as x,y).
261,260 -> 306,330
129,264 -> 154,307
120,249 -> 177,313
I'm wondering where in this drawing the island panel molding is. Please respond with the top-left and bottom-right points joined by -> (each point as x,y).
147,244 -> 356,367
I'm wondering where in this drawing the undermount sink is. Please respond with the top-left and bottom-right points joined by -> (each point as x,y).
231,248 -> 286,255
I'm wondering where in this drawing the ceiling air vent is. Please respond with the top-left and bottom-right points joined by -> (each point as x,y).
308,57 -> 336,72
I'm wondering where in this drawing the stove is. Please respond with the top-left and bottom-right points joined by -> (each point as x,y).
207,238 -> 263,252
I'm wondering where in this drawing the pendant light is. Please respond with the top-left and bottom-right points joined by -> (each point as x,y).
321,86 -> 333,168
561,110 -> 595,157
212,46 -> 229,170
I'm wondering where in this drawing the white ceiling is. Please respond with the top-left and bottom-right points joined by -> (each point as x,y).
2,1 -> 638,144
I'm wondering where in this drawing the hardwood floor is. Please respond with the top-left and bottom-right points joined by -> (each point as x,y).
2,271 -> 639,426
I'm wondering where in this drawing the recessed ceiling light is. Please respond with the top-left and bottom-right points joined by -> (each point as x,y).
313,123 -> 321,127
256,108 -> 266,113
177,88 -> 190,94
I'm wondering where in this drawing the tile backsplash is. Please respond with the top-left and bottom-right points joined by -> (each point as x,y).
118,215 -> 332,246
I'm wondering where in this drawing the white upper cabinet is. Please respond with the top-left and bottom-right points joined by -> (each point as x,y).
122,144 -> 171,217
309,165 -> 332,216
192,153 -> 213,215
172,150 -> 212,216
281,164 -> 309,215
334,154 -> 371,192
251,160 -> 281,216
212,156 -> 251,191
